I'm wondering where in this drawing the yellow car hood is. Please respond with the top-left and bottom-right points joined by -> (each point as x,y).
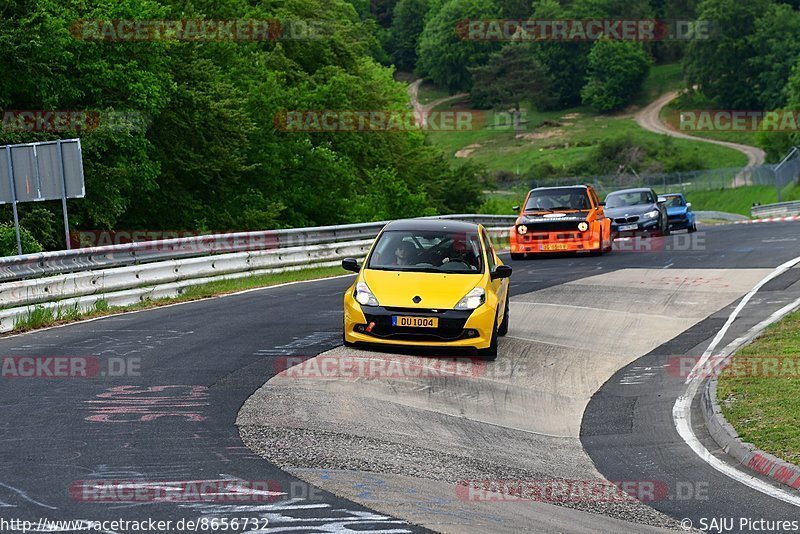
362,269 -> 484,309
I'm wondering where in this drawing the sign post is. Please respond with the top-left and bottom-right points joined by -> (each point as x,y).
0,139 -> 85,255
4,146 -> 22,255
56,140 -> 72,250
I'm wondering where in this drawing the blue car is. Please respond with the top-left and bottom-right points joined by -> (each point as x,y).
660,193 -> 697,233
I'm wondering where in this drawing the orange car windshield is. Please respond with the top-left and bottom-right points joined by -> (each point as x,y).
524,188 -> 591,212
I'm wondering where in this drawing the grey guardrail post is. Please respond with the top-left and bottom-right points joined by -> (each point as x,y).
751,200 -> 800,218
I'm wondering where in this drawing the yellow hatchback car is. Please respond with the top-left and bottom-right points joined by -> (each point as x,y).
341,219 -> 512,360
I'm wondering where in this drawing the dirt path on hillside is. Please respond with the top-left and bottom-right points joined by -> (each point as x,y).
408,79 -> 468,126
635,91 -> 766,181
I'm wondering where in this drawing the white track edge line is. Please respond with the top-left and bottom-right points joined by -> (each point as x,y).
673,255 -> 800,507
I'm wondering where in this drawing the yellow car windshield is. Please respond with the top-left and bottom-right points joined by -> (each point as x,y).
367,230 -> 484,274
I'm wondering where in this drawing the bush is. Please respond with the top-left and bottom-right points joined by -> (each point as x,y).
19,206 -> 60,250
581,40 -> 651,112
755,130 -> 797,164
661,152 -> 706,172
591,135 -> 642,173
0,223 -> 44,257
478,196 -> 517,215
348,167 -> 436,222
524,161 -> 560,185
490,169 -> 520,186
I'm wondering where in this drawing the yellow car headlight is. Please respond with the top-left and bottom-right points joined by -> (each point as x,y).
354,281 -> 379,307
455,287 -> 486,310
578,222 -> 589,232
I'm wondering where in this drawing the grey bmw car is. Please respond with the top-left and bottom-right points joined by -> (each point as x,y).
604,188 -> 670,238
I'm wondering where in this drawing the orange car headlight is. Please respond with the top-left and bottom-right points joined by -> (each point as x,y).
578,222 -> 589,232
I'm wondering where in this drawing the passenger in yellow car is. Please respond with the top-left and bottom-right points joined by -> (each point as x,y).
394,241 -> 417,266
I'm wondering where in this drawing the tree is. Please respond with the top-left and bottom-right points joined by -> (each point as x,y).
747,3 -> 800,110
532,43 -> 591,109
787,60 -> 800,111
569,0 -> 654,17
526,0 -> 590,110
581,40 -> 651,112
469,45 -> 551,135
416,0 -> 500,92
0,0 -> 487,251
348,167 -> 435,221
388,0 -> 431,71
756,58 -> 800,162
495,0 -> 532,18
371,0 -> 399,27
648,0 -> 700,62
684,0 -> 770,108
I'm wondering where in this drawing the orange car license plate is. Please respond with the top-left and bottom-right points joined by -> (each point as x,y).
541,244 -> 569,251
392,316 -> 438,328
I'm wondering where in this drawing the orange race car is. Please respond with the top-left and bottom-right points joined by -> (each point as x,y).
509,185 -> 613,259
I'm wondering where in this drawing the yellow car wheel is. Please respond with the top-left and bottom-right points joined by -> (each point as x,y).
342,320 -> 356,348
498,296 -> 509,337
477,310 -> 499,361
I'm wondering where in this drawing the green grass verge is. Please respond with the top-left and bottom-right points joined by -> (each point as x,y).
684,183 -> 800,216
717,310 -> 800,465
13,302 -> 94,331
9,266 -> 348,335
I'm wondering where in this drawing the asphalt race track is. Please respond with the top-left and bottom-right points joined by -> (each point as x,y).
2,221 -> 800,533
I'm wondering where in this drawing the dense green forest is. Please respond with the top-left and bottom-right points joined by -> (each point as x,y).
1,0 -> 799,251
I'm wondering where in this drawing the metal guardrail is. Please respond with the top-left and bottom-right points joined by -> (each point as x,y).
0,240 -> 375,310
0,214 -> 517,283
751,201 -> 800,218
0,215 -> 515,332
694,210 -> 749,222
